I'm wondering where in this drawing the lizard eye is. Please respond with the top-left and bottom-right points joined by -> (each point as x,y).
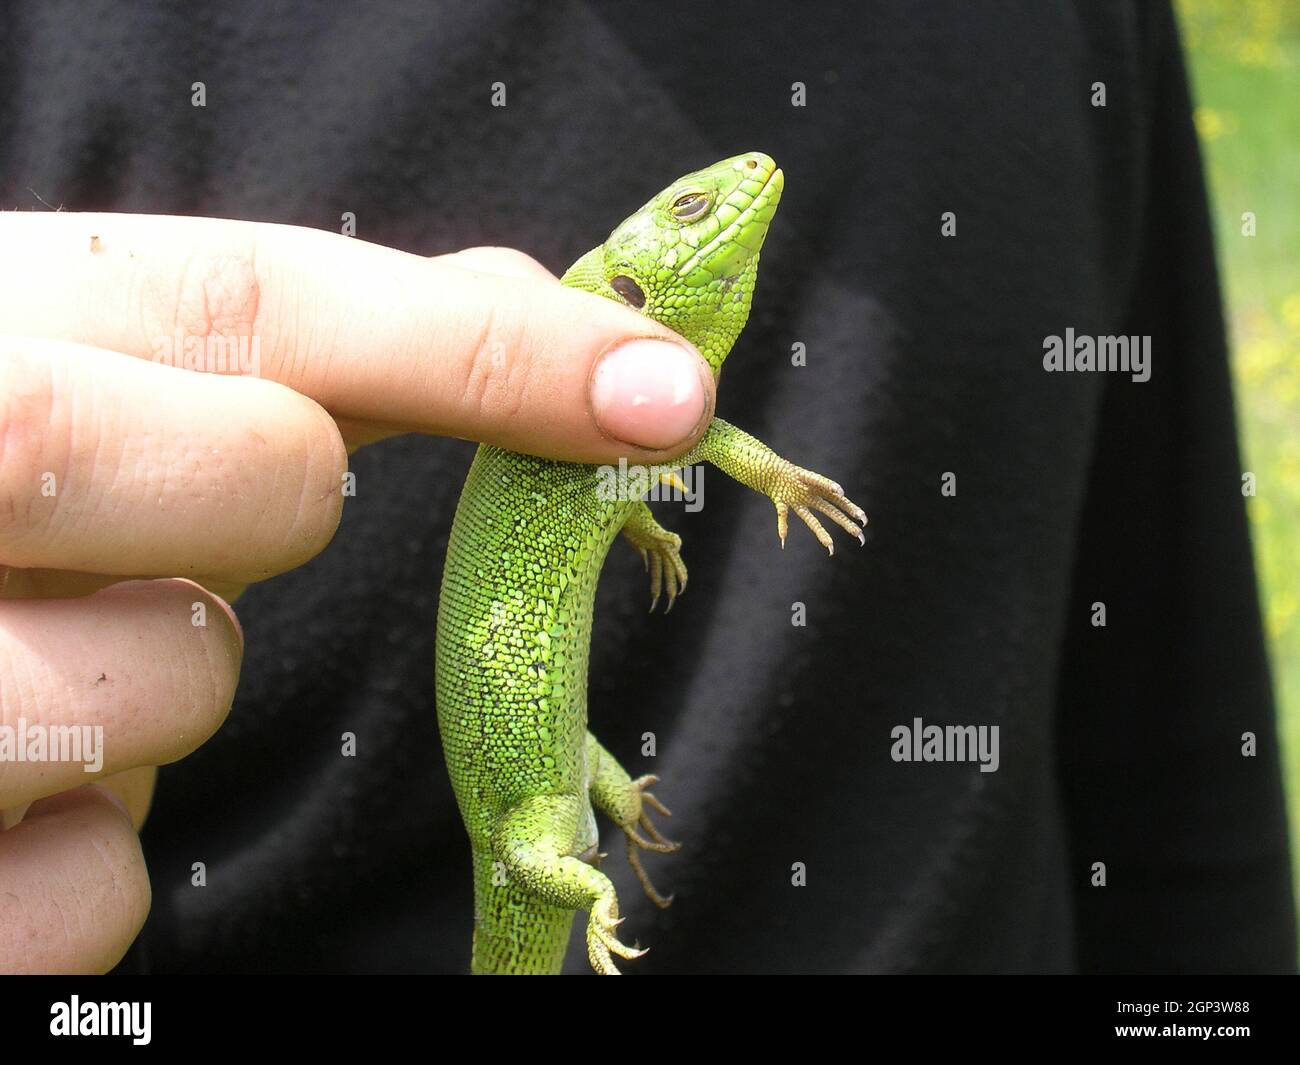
610,274 -> 646,309
669,191 -> 711,222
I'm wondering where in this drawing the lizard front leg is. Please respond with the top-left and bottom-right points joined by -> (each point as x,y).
620,501 -> 688,612
681,417 -> 867,551
586,731 -> 679,909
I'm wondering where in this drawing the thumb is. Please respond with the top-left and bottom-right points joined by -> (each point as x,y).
430,244 -> 717,458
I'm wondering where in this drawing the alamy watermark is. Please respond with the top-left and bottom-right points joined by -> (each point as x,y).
1043,328 -> 1150,382
891,717 -> 999,773
50,996 -> 150,1045
0,718 -> 104,772
596,459 -> 703,512
151,329 -> 261,376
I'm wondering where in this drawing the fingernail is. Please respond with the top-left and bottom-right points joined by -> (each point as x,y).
590,339 -> 709,450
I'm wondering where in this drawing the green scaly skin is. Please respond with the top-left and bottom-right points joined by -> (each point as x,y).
435,153 -> 866,974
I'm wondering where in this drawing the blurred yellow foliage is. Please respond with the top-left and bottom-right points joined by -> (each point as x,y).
1194,106 -> 1239,140
1283,293 -> 1300,331
1273,591 -> 1298,640
1179,0 -> 1294,67
1179,0 -> 1300,915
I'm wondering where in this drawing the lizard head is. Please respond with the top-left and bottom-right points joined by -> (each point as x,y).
566,152 -> 783,372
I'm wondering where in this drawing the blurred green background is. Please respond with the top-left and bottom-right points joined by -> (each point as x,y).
1176,0 -> 1300,918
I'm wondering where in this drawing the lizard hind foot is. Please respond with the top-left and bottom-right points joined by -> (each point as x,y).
624,774 -> 680,909
630,774 -> 678,846
588,895 -> 647,975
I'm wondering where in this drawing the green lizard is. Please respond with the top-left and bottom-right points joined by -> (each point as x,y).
435,152 -> 866,974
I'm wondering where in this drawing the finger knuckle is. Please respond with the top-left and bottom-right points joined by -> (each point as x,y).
0,344 -> 66,552
148,246 -> 264,375
457,304 -> 532,427
467,246 -> 548,276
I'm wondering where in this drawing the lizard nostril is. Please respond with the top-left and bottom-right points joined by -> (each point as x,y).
745,159 -> 757,169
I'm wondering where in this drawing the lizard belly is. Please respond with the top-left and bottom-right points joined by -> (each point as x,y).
435,444 -> 633,848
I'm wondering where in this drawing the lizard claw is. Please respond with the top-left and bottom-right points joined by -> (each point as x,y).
587,895 -> 647,975
658,470 -> 690,495
626,837 -> 675,909
631,775 -> 674,819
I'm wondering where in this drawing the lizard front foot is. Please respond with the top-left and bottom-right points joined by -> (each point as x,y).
621,503 -> 688,611
770,464 -> 867,554
588,894 -> 647,975
644,533 -> 687,613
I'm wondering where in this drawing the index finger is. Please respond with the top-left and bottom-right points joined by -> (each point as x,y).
0,213 -> 715,462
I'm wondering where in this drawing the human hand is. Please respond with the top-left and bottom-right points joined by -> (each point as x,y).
0,212 -> 714,972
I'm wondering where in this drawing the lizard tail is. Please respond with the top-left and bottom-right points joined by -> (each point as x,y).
469,849 -> 575,975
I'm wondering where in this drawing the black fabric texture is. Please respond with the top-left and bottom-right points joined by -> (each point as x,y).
0,0 -> 1292,973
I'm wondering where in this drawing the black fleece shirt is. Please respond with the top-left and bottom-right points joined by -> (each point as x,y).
1,0 -> 1292,973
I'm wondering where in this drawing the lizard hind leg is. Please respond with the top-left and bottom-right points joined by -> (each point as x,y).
586,732 -> 681,910
490,793 -> 647,975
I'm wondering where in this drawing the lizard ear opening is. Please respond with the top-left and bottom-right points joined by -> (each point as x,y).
610,275 -> 646,309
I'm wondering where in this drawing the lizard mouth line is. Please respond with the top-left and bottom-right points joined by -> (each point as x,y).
676,165 -> 783,279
